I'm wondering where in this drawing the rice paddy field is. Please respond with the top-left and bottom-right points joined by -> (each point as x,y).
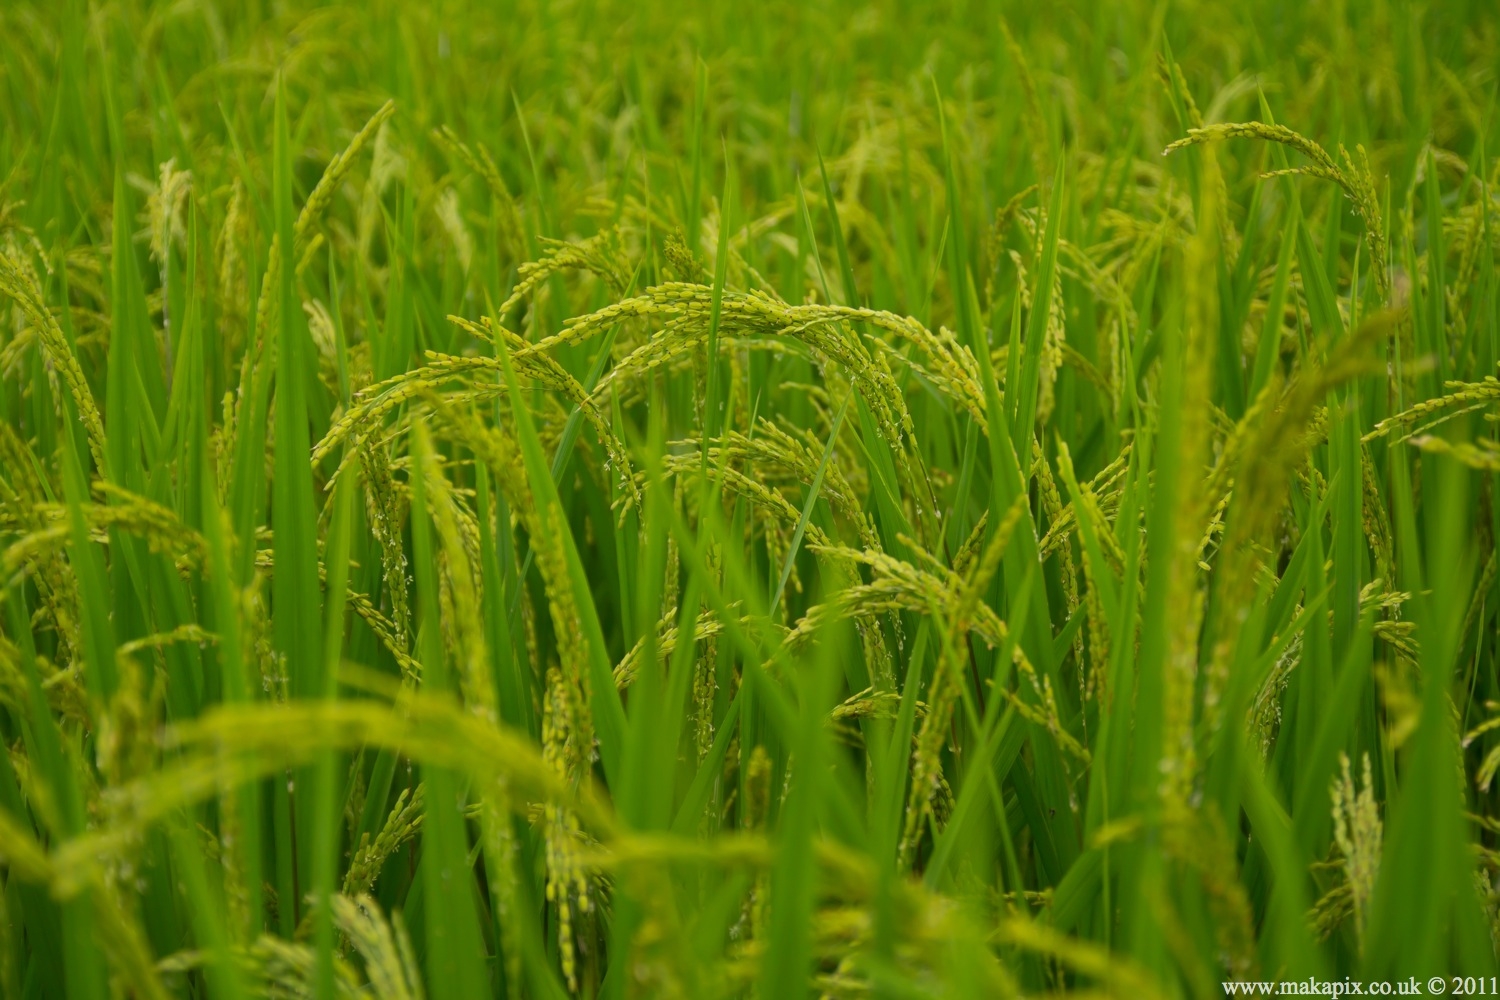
1,0 -> 1499,997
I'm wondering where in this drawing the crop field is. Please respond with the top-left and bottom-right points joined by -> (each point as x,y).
0,0 -> 1497,997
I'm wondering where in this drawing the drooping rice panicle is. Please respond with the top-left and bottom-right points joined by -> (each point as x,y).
0,5 -> 1496,997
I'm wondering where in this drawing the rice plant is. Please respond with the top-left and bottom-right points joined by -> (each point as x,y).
0,1 -> 1497,996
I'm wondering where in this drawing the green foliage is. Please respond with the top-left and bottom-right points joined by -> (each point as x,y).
0,1 -> 1498,996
